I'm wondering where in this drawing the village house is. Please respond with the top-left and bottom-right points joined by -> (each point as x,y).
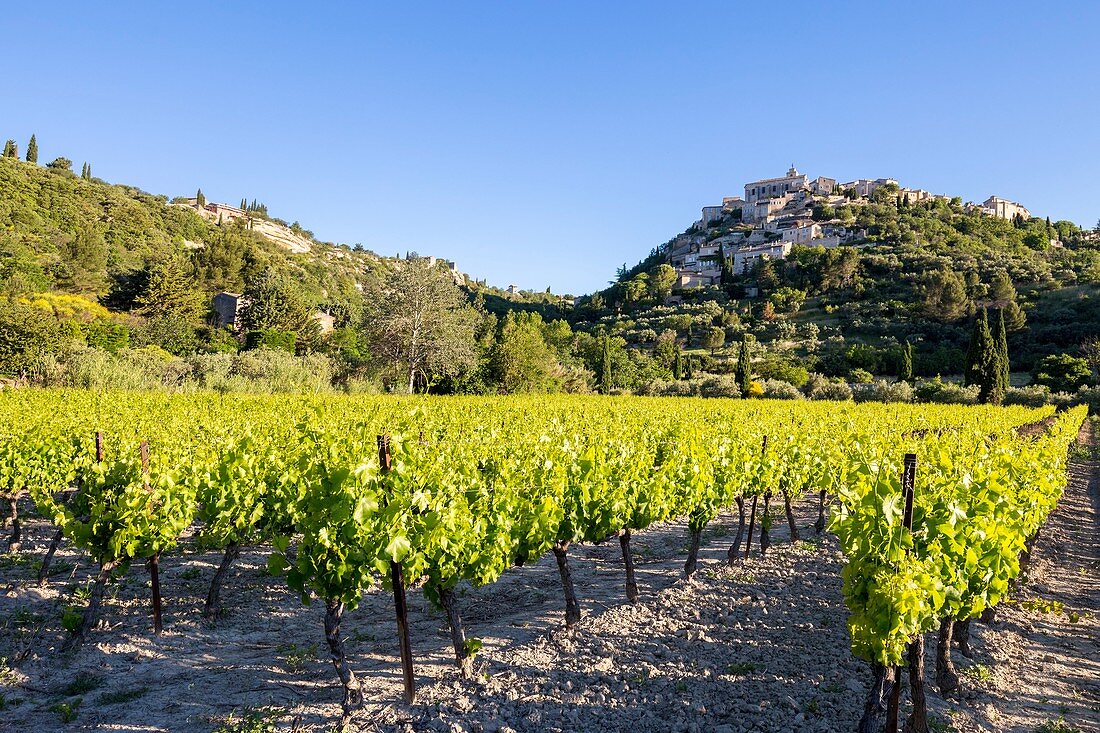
842,178 -> 898,198
778,221 -> 822,245
667,167 -> 1033,289
699,205 -> 725,227
731,241 -> 792,275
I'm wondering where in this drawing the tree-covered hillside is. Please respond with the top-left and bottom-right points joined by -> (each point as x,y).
573,189 -> 1100,398
0,139 -> 589,394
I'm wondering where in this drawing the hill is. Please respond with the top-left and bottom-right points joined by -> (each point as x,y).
0,153 -> 390,311
0,143 -> 587,394
570,169 -> 1100,400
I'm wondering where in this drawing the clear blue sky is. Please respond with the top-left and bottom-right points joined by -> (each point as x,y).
4,2 -> 1098,294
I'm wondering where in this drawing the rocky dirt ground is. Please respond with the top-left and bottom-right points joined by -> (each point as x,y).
1,422 -> 1097,733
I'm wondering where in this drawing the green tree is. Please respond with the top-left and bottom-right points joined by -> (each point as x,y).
25,134 -> 37,164
992,308 -> 1010,401
60,224 -> 109,292
964,309 -> 1000,404
135,255 -> 205,320
599,334 -> 613,394
898,340 -> 913,382
491,311 -> 561,393
47,157 -> 72,172
736,337 -> 752,395
922,269 -> 970,322
703,326 -> 725,355
1081,336 -> 1100,377
1033,354 -> 1092,393
197,188 -> 207,207
239,267 -> 315,335
362,258 -> 479,393
647,264 -> 677,301
3,140 -> 17,158
0,300 -> 65,378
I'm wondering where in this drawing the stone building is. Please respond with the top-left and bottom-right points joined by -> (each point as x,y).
744,166 -> 809,203
981,195 -> 1031,220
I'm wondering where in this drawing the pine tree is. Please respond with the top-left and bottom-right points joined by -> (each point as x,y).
736,337 -> 752,395
25,134 -> 37,163
899,340 -> 913,382
992,308 -> 1010,404
3,140 -> 17,158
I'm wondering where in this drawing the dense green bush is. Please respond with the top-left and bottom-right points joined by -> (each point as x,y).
1033,354 -> 1093,393
244,329 -> 297,353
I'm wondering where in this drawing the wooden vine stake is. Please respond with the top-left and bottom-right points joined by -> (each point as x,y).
619,529 -> 639,602
897,454 -> 930,733
378,434 -> 416,704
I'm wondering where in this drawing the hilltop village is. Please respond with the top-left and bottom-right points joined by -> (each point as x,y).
667,166 -> 1031,288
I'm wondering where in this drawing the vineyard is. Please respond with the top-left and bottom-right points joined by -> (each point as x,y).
0,390 -> 1090,732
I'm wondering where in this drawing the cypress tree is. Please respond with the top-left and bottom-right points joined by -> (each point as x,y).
84,163 -> 92,180
965,309 -> 999,403
736,337 -> 752,395
964,310 -> 987,388
899,340 -> 914,382
673,347 -> 683,380
26,134 -> 38,163
600,335 -> 613,394
684,354 -> 694,379
992,308 -> 1010,403
197,188 -> 206,207
3,140 -> 17,158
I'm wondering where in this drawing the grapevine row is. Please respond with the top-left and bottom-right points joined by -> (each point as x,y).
0,390 -> 1085,727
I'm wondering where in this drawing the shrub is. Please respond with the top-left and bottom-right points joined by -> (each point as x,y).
849,368 -> 875,384
1003,384 -> 1052,408
853,379 -> 913,404
244,330 -> 297,353
804,373 -> 853,401
1033,354 -> 1093,393
230,348 -> 334,393
756,356 -> 809,388
914,377 -> 979,405
699,375 -> 741,399
760,379 -> 803,400
1072,386 -> 1100,413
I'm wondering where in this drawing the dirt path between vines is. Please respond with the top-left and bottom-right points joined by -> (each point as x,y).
948,419 -> 1100,733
